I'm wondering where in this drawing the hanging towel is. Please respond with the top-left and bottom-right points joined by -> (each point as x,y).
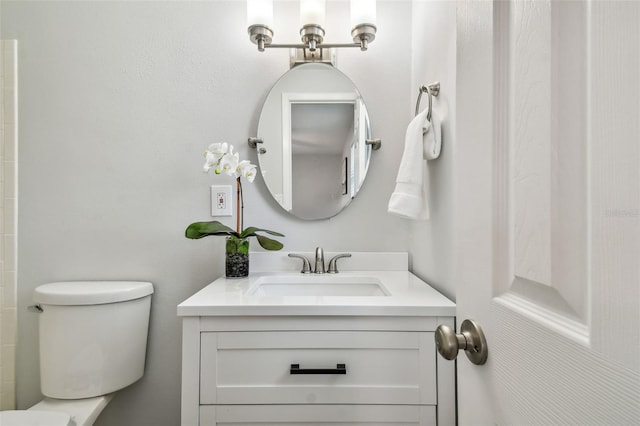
388,108 -> 441,220
424,111 -> 442,160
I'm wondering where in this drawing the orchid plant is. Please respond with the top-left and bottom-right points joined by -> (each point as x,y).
185,142 -> 284,251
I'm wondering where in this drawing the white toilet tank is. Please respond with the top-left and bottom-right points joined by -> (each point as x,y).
33,281 -> 153,399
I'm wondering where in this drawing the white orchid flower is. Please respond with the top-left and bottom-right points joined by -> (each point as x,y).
201,142 -> 257,183
203,142 -> 229,173
237,160 -> 257,183
206,142 -> 228,160
219,151 -> 240,176
203,151 -> 218,172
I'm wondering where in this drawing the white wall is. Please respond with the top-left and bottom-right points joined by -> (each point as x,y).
1,1 -> 418,425
408,0 -> 457,301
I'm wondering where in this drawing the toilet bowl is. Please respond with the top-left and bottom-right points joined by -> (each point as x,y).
4,281 -> 153,425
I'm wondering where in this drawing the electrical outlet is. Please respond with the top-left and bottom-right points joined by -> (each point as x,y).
211,185 -> 232,217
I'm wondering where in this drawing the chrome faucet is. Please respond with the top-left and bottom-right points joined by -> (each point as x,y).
288,248 -> 352,274
314,247 -> 326,274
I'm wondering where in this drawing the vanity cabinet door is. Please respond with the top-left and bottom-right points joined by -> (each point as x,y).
200,405 -> 437,425
200,331 -> 436,406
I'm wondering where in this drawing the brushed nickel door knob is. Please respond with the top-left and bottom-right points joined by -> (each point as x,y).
435,319 -> 488,365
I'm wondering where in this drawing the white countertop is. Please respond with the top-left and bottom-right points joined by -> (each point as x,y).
178,252 -> 455,317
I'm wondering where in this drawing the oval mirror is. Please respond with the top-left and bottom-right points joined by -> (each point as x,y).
256,63 -> 373,220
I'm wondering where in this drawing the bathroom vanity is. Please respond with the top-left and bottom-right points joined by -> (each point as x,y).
178,253 -> 456,426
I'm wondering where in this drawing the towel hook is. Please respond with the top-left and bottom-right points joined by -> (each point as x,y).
415,82 -> 440,121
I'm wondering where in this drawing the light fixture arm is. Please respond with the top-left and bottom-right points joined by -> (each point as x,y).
263,41 -> 364,51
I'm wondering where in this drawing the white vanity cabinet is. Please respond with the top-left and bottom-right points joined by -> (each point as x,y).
181,315 -> 455,426
179,254 -> 456,425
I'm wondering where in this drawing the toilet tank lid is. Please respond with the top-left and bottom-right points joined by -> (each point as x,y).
33,281 -> 154,305
0,410 -> 71,426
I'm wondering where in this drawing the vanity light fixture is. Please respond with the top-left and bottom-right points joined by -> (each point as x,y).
247,0 -> 377,53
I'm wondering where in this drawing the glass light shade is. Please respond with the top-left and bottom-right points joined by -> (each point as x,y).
300,0 -> 326,27
247,0 -> 273,28
350,0 -> 377,28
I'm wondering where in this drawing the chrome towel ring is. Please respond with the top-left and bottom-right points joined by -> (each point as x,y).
415,81 -> 440,121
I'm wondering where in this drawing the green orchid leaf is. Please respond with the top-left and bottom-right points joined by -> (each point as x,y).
185,221 -> 239,239
240,227 -> 285,238
256,234 -> 284,251
186,222 -> 284,251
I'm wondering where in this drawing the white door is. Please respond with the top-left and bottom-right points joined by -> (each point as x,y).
453,0 -> 639,424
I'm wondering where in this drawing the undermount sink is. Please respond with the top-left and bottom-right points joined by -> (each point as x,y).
247,275 -> 390,297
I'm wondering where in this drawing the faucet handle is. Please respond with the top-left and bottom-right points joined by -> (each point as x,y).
288,253 -> 312,274
327,253 -> 352,274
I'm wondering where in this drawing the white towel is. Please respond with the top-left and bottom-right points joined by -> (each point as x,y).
424,111 -> 442,161
387,109 -> 441,220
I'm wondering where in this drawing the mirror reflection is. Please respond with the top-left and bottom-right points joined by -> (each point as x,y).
257,63 -> 372,220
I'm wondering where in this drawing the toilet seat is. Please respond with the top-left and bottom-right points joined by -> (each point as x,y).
30,394 -> 113,426
0,394 -> 113,426
0,410 -> 72,426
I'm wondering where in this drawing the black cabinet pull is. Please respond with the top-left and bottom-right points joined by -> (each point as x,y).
290,363 -> 346,375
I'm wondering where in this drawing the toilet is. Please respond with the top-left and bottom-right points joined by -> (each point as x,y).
0,281 -> 153,426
